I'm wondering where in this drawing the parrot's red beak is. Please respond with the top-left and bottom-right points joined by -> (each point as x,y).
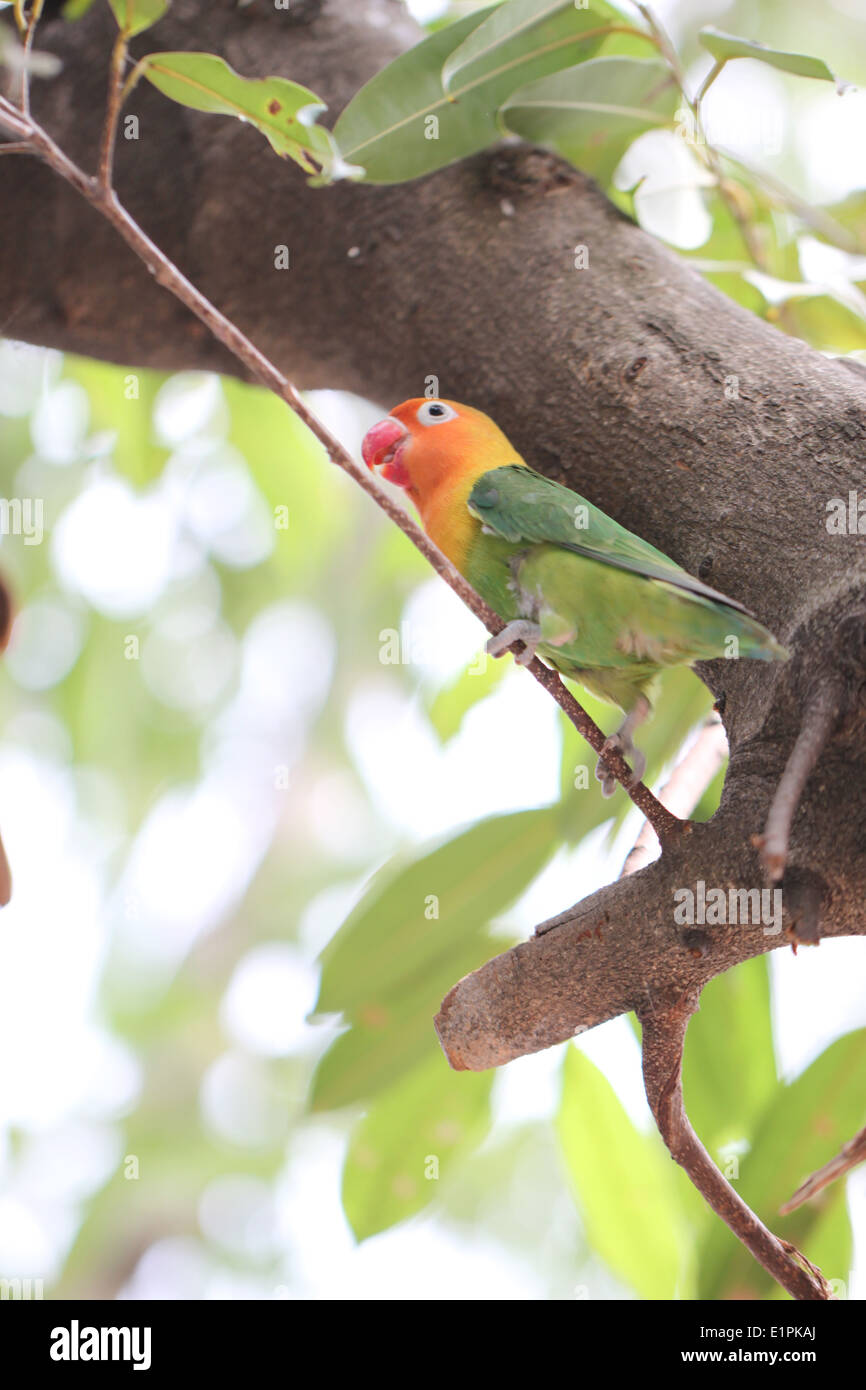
362,416 -> 410,489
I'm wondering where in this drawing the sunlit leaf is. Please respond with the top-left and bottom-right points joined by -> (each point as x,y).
442,0 -> 622,91
682,956 -> 775,1155
427,652 -> 508,742
769,289 -> 866,354
316,806 -> 557,1017
503,56 -> 679,183
138,51 -> 338,178
309,934 -> 501,1111
334,1 -> 616,185
342,1051 -> 493,1239
816,190 -> 866,254
107,0 -> 168,36
698,1029 -> 866,1298
557,1045 -> 693,1298
63,355 -> 168,487
699,27 -> 850,93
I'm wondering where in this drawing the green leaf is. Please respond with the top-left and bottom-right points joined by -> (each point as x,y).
682,956 -> 775,1155
310,934 -> 500,1112
62,355 -> 169,486
816,190 -> 866,254
427,653 -> 508,743
334,2 -> 615,185
64,0 -> 98,17
698,1028 -> 866,1298
503,56 -> 679,183
222,376 -> 349,586
442,0 -> 621,92
333,8 -> 495,185
342,1051 -> 493,1240
770,290 -> 866,354
138,52 -> 339,178
557,1045 -> 693,1298
316,807 -> 557,1017
107,0 -> 168,37
698,27 -> 850,93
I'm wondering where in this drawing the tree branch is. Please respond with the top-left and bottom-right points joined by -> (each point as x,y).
0,70 -> 681,835
760,678 -> 845,884
620,714 -> 727,877
639,999 -> 831,1300
781,1123 -> 866,1215
5,0 -> 866,1301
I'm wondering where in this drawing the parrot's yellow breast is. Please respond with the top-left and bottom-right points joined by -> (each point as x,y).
419,475 -> 483,572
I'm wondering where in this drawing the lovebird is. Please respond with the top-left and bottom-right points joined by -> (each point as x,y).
362,398 -> 787,794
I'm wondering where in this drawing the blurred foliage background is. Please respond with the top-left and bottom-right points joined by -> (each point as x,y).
0,0 -> 865,1300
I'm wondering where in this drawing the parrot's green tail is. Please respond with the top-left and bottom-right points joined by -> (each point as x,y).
737,619 -> 788,662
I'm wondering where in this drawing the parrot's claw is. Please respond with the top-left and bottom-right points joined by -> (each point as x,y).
594,698 -> 650,797
595,733 -> 645,798
486,619 -> 542,667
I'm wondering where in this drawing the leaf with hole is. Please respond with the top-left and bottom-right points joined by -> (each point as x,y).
138,51 -> 342,179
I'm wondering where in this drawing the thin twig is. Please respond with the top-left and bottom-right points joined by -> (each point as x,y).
640,1000 -> 831,1300
0,141 -> 32,155
0,94 -> 32,139
99,29 -> 129,191
620,714 -> 726,877
781,1124 -> 866,1215
637,3 -> 768,270
0,104 -> 685,844
760,679 -> 843,883
19,0 -> 45,117
694,57 -> 726,108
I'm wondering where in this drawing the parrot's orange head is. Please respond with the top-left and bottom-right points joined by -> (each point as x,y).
362,398 -> 517,507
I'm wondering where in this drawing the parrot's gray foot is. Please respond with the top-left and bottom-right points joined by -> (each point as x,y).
486,619 -> 542,667
594,698 -> 651,798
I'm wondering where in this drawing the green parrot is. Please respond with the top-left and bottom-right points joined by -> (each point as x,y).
362,397 -> 787,793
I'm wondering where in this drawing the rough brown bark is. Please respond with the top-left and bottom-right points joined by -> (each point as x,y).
3,0 -> 866,1055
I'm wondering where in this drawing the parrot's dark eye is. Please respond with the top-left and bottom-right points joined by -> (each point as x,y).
417,400 -> 457,427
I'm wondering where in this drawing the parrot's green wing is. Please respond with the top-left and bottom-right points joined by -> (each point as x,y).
467,465 -> 753,617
